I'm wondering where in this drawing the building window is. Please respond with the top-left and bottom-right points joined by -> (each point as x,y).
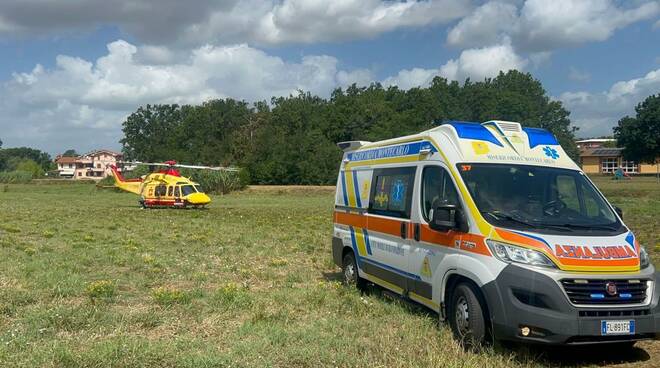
78,172 -> 82,176
621,160 -> 638,174
601,158 -> 618,173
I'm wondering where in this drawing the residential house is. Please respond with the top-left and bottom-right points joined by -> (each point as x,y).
54,149 -> 124,180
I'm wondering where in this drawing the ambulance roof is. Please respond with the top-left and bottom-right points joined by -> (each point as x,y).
345,120 -> 579,171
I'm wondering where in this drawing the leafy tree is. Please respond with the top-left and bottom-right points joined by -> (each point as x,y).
119,71 -> 579,185
62,149 -> 79,157
614,94 -> 660,164
15,159 -> 45,178
0,147 -> 52,172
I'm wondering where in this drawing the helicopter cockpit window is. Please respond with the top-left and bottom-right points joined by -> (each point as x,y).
181,185 -> 196,196
193,185 -> 203,193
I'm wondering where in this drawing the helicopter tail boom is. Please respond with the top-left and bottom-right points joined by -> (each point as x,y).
108,165 -> 142,195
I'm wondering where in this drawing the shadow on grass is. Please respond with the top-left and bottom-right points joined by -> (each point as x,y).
504,342 -> 650,367
321,270 -> 437,320
323,270 -> 652,367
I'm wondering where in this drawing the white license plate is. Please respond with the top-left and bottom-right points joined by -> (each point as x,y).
601,320 -> 635,335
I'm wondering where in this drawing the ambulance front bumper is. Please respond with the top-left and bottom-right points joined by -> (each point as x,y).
482,264 -> 660,345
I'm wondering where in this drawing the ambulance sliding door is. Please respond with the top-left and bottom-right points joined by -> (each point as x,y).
361,166 -> 416,294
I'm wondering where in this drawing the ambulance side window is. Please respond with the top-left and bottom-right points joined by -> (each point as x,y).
368,167 -> 416,219
421,166 -> 460,222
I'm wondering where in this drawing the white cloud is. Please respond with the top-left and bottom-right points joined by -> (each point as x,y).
446,1 -> 518,48
439,41 -> 528,81
447,0 -> 660,52
382,68 -> 439,89
0,0 -> 473,46
559,68 -> 660,137
0,39 -> 380,153
249,0 -> 473,44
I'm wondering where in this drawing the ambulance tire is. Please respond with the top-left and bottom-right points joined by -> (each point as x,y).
448,282 -> 487,349
342,252 -> 366,290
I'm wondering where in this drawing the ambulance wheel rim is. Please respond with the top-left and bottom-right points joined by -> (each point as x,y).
455,296 -> 470,335
344,262 -> 355,284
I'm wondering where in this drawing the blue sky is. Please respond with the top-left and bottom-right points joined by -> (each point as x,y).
0,0 -> 659,155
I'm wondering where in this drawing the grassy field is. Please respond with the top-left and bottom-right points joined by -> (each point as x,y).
0,177 -> 658,367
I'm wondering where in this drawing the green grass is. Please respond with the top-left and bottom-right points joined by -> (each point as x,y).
0,178 -> 658,367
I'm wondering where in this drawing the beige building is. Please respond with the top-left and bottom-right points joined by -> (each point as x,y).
55,149 -> 123,180
579,147 -> 659,175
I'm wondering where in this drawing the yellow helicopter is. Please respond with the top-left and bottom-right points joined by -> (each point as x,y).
108,160 -> 237,209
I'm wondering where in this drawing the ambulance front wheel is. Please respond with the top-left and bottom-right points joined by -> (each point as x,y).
342,252 -> 366,290
448,282 -> 487,348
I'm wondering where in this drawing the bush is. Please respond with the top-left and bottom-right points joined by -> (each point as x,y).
0,171 -> 33,183
174,168 -> 248,194
152,287 -> 190,305
15,159 -> 45,178
86,280 -> 115,301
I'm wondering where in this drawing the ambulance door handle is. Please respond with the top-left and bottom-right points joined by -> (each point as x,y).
400,222 -> 407,239
413,223 -> 420,241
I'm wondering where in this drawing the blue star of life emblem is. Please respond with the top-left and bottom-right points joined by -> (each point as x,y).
543,146 -> 559,159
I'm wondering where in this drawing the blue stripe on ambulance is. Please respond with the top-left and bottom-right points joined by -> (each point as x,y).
347,140 -> 438,162
447,121 -> 503,147
340,171 -> 349,206
352,170 -> 362,207
349,226 -> 360,265
523,127 -> 559,148
349,227 -> 418,280
363,228 -> 372,255
624,232 -> 636,253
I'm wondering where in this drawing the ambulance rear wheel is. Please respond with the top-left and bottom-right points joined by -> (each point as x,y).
448,282 -> 487,348
342,252 -> 366,290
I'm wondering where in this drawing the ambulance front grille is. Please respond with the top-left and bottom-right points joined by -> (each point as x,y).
561,279 -> 648,305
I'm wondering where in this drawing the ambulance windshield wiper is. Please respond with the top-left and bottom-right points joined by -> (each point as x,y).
481,211 -> 570,232
481,211 -> 535,227
550,223 -> 620,231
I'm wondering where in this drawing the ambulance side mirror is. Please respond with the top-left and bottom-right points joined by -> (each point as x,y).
430,204 -> 466,232
614,205 -> 623,219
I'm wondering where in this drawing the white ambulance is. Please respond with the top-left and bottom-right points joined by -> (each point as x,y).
332,120 -> 659,346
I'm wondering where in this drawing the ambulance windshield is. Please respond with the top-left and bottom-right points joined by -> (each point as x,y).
458,163 -> 625,235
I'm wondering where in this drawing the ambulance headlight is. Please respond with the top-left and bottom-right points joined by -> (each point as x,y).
639,246 -> 650,269
486,240 -> 557,268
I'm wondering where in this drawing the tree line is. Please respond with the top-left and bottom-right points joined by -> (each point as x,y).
0,144 -> 53,181
120,70 -> 580,185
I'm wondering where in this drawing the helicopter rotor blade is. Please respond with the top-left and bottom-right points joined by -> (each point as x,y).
116,161 -> 179,168
116,161 -> 239,171
172,163 -> 240,171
